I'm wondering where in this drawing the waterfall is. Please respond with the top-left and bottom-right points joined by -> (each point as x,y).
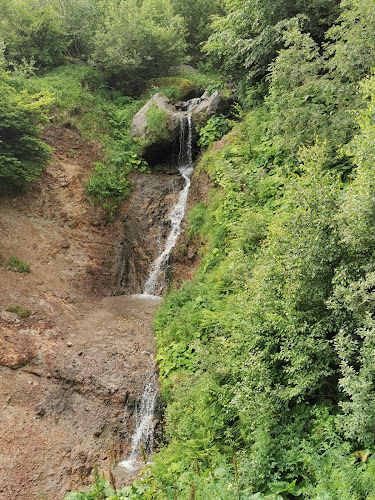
119,358 -> 157,472
142,103 -> 196,296
118,100 -> 199,474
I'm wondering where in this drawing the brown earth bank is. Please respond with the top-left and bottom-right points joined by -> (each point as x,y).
0,124 -> 201,499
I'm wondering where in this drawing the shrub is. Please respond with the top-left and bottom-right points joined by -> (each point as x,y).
0,0 -> 68,68
6,257 -> 30,273
0,66 -> 52,189
84,161 -> 132,221
197,115 -> 231,149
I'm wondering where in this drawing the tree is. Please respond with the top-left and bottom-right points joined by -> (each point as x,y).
264,25 -> 353,168
0,0 -> 68,68
55,0 -> 102,60
203,0 -> 340,88
0,66 -> 52,188
170,0 -> 221,55
92,0 -> 187,86
326,0 -> 375,83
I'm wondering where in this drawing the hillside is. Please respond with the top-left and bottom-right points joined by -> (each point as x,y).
2,0 -> 375,499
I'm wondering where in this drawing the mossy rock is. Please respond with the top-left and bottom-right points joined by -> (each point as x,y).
145,77 -> 198,100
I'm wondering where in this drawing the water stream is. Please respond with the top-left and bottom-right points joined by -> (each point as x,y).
119,356 -> 157,472
142,103 -> 196,296
118,99 -> 199,473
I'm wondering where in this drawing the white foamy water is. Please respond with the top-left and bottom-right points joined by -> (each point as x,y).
119,99 -> 201,473
143,107 -> 196,296
119,367 -> 157,472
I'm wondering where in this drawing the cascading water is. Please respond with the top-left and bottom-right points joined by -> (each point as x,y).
142,102 -> 197,296
119,355 -> 157,472
118,98 -> 200,475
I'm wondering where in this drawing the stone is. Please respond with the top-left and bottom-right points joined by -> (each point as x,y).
191,90 -> 232,125
60,240 -> 70,249
0,311 -> 20,324
35,404 -> 45,417
0,332 -> 36,368
130,93 -> 180,144
168,64 -> 199,76
130,93 -> 182,165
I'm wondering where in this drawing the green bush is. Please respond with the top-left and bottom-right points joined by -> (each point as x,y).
6,257 -> 30,273
85,162 -> 132,221
197,115 -> 231,149
0,0 -> 68,68
0,65 -> 52,189
91,0 -> 187,83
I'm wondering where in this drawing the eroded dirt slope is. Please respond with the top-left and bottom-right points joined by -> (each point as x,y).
0,126 -> 163,499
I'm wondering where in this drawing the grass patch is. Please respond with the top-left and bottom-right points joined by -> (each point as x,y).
6,256 -> 30,273
145,77 -> 197,100
6,305 -> 31,318
146,105 -> 169,143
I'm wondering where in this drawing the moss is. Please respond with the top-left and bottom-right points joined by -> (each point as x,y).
145,77 -> 197,100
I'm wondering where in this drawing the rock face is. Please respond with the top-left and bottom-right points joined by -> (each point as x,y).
0,124 -> 160,499
0,329 -> 36,368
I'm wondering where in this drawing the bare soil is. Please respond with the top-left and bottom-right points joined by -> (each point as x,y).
0,125 -> 168,499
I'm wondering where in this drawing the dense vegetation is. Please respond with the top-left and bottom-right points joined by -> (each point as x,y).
3,0 -> 375,498
143,0 -> 375,498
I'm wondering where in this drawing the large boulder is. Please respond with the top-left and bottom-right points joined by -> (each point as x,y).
130,89 -> 234,165
131,93 -> 181,164
190,90 -> 233,126
145,77 -> 198,100
168,64 -> 199,76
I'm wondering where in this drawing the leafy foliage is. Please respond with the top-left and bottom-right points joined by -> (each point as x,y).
84,162 -> 132,221
92,0 -> 186,85
6,305 -> 31,317
145,105 -> 170,143
0,0 -> 68,67
203,0 -> 340,90
197,115 -> 231,149
0,67 -> 52,188
170,0 -> 222,52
